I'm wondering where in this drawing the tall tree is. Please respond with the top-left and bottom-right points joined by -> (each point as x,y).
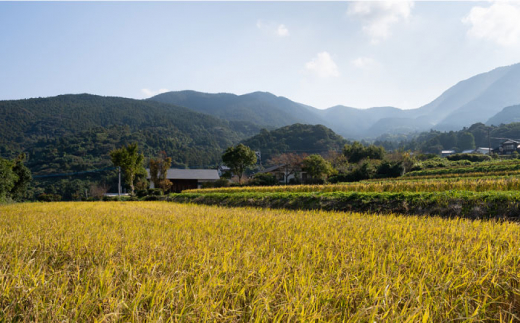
149,151 -> 172,191
458,132 -> 476,151
268,153 -> 306,185
10,153 -> 32,201
222,144 -> 257,183
110,143 -> 145,195
0,157 -> 16,202
343,142 -> 385,163
302,154 -> 333,181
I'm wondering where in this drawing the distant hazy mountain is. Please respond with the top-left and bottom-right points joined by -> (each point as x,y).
149,63 -> 520,138
486,104 -> 520,126
314,105 -> 404,138
426,63 -> 520,130
367,63 -> 520,133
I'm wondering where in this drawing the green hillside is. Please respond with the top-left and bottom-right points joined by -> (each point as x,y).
148,90 -> 326,129
241,123 -> 348,162
0,94 -> 264,199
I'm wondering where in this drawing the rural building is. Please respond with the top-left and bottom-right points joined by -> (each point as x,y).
475,147 -> 491,155
146,169 -> 220,192
496,140 -> 520,155
460,148 -> 492,155
217,165 -> 231,177
441,150 -> 456,157
258,164 -> 307,184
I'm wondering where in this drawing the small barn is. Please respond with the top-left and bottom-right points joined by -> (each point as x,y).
147,169 -> 220,192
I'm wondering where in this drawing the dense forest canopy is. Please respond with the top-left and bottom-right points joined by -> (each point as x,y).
241,124 -> 348,163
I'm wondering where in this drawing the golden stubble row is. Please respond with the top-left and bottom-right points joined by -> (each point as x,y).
0,202 -> 519,321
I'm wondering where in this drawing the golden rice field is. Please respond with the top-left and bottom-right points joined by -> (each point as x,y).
186,176 -> 520,194
1,202 -> 520,321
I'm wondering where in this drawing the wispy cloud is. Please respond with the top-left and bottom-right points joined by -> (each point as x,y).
463,1 -> 520,47
347,1 -> 414,43
257,20 -> 290,37
277,24 -> 290,37
141,88 -> 169,97
351,57 -> 378,69
305,52 -> 339,78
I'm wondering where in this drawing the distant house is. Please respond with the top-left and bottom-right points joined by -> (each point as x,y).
258,164 -> 307,184
497,140 -> 520,155
441,150 -> 456,157
217,165 -> 231,177
459,147 -> 492,155
146,168 -> 220,192
475,147 -> 491,155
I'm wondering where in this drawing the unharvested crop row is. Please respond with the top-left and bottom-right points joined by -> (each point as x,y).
171,191 -> 520,219
1,202 -> 519,321
365,171 -> 520,182
404,161 -> 520,177
186,176 -> 520,194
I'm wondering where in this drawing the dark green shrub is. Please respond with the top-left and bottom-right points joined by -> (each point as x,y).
38,193 -> 61,202
375,161 -> 404,178
136,189 -> 148,198
147,188 -> 164,196
447,153 -> 492,162
249,173 -> 277,186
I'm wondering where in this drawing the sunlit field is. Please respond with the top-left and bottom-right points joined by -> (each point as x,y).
1,202 -> 519,321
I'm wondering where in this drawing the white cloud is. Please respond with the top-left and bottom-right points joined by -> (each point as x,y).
351,57 -> 377,69
305,52 -> 340,78
141,88 -> 169,97
277,24 -> 290,37
463,2 -> 520,47
347,1 -> 414,43
257,20 -> 290,37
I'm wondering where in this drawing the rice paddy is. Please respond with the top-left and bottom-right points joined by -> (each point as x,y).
1,202 -> 519,321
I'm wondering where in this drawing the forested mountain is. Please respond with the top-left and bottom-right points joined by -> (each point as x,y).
0,94 -> 264,199
241,124 -> 348,162
149,90 -> 326,129
0,94 -> 262,153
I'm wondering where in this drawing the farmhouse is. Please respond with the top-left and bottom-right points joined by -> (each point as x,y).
496,140 -> 520,155
146,168 -> 220,192
258,164 -> 308,184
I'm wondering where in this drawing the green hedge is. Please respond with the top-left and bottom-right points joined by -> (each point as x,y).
169,191 -> 520,220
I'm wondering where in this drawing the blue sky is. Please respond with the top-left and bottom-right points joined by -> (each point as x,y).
1,1 -> 520,110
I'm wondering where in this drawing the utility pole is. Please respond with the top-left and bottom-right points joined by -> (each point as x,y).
488,129 -> 491,156
118,166 -> 121,196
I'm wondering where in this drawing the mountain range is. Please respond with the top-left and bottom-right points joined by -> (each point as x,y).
2,62 -> 520,169
149,63 -> 520,138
